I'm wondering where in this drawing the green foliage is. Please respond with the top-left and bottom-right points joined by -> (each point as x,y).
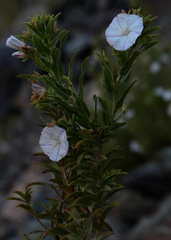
10,9 -> 158,240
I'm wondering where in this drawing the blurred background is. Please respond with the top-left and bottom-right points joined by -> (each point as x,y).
1,0 -> 171,239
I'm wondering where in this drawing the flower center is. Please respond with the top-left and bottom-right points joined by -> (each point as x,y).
54,139 -> 60,147
122,28 -> 131,36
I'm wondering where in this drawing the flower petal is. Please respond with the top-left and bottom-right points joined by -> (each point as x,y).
6,35 -> 25,50
127,14 -> 144,34
39,126 -> 69,161
105,13 -> 144,51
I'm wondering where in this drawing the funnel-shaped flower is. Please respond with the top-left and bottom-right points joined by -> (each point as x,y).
39,126 -> 69,161
105,13 -> 144,51
6,35 -> 27,58
6,35 -> 25,50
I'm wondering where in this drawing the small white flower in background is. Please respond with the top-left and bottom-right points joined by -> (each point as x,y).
154,87 -> 171,102
130,140 -> 143,153
6,35 -> 26,58
125,109 -> 135,120
39,126 -> 69,161
150,62 -> 161,74
105,13 -> 144,51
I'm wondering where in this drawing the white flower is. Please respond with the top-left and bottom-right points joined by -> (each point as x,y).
6,35 -> 26,58
150,62 -> 161,74
154,87 -> 171,102
130,140 -> 143,153
12,51 -> 25,58
39,126 -> 69,161
105,13 -> 144,51
6,35 -> 25,50
125,109 -> 135,120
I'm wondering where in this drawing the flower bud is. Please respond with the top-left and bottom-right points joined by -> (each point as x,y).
6,35 -> 25,50
11,51 -> 26,58
31,82 -> 46,103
